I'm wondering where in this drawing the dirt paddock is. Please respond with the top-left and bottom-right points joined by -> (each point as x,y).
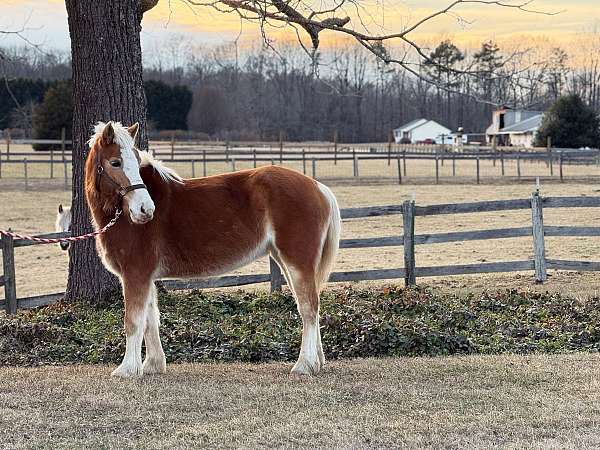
3,179 -> 600,299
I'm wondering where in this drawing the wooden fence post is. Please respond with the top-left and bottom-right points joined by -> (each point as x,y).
435,154 -> 439,184
531,191 -> 547,282
397,155 -> 402,185
50,150 -> 54,178
170,132 -> 175,161
5,129 -> 10,160
403,200 -> 416,287
60,127 -> 66,161
500,151 -> 505,176
333,130 -> 338,165
63,159 -> 68,188
353,151 -> 359,177
476,155 -> 480,185
403,149 -> 407,176
203,150 -> 207,177
302,149 -> 306,175
23,158 -> 28,190
279,130 -> 283,164
1,232 -> 17,314
191,160 -> 196,178
559,153 -> 564,182
387,131 -> 392,166
517,151 -> 521,180
269,256 -> 284,293
312,158 -> 317,179
253,149 -> 257,168
547,136 -> 553,176
452,153 -> 456,177
231,157 -> 236,172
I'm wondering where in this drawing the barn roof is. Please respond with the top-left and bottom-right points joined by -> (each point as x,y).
496,114 -> 543,135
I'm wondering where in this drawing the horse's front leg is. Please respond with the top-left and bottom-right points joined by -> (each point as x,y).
111,276 -> 151,378
142,283 -> 167,375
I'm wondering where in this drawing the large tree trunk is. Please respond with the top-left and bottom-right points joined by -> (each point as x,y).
65,0 -> 148,301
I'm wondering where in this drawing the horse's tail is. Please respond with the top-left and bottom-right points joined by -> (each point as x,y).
316,182 -> 341,292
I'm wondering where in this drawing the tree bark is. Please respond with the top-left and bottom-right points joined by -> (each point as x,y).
65,0 -> 148,301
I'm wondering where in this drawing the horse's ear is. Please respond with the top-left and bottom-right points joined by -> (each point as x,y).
127,122 -> 139,140
58,204 -> 63,213
101,121 -> 114,146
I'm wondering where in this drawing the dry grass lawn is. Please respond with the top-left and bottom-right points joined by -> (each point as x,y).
2,354 -> 600,449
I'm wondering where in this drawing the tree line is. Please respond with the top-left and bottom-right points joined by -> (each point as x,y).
2,32 -> 600,143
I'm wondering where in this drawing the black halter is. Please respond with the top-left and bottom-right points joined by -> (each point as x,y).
96,165 -> 147,197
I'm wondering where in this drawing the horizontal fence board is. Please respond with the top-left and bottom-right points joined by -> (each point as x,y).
13,231 -> 71,248
161,274 -> 272,290
0,292 -> 64,310
328,268 -> 405,282
340,236 -> 403,248
546,259 -> 600,271
12,139 -> 72,145
416,260 -> 534,277
543,197 -> 600,208
545,226 -> 600,237
341,205 -> 403,219
415,199 -> 532,216
415,227 -> 532,244
341,228 -> 534,248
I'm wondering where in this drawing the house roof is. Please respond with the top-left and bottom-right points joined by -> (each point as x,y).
394,118 -> 428,133
394,119 -> 451,134
496,114 -> 543,135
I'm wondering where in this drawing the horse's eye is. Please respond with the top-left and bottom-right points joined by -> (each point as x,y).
110,160 -> 122,168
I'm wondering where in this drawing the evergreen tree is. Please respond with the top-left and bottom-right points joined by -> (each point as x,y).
145,80 -> 193,130
31,80 -> 73,150
535,94 -> 600,148
0,79 -> 48,129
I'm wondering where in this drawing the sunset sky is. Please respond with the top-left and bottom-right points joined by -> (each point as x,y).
1,0 -> 599,54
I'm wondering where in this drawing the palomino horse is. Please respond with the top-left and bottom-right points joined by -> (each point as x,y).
85,121 -> 341,377
55,204 -> 72,251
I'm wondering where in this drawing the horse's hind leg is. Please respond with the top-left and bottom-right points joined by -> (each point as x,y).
142,283 -> 166,375
283,266 -> 323,376
112,276 -> 151,378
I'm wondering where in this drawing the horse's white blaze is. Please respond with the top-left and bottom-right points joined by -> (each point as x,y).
122,144 -> 155,223
110,125 -> 155,223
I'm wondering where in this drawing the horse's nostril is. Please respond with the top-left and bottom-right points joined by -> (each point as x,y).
141,206 -> 146,214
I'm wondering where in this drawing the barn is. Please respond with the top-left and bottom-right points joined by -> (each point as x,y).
486,106 -> 543,147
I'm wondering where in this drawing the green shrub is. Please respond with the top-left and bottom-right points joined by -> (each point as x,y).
2,287 -> 600,366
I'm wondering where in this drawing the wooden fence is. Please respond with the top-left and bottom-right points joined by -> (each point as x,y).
2,146 -> 599,188
3,193 -> 600,314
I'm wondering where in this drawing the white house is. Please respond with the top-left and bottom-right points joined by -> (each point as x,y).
485,107 -> 543,148
393,119 -> 452,144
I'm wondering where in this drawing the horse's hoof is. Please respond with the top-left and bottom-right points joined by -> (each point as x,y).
111,363 -> 143,378
291,357 -> 320,377
142,357 -> 167,375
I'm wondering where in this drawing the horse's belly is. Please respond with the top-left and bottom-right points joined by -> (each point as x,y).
160,237 -> 269,279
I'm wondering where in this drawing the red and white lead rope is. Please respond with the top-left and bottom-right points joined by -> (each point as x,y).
0,210 -> 122,244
